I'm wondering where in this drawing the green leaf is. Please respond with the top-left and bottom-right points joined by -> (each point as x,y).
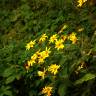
0,86 -> 12,96
3,67 -> 14,77
5,75 -> 15,84
4,90 -> 12,96
15,74 -> 21,80
58,84 -> 66,96
75,73 -> 96,85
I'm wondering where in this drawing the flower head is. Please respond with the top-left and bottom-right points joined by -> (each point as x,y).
42,47 -> 51,58
26,40 -> 36,50
37,51 -> 45,63
48,64 -> 60,75
42,86 -> 53,96
38,47 -> 51,64
61,35 -> 67,41
77,0 -> 87,7
27,60 -> 34,67
25,43 -> 30,50
39,34 -> 48,43
55,39 -> 64,50
38,69 -> 46,79
31,53 -> 38,61
49,34 -> 57,43
68,32 -> 78,44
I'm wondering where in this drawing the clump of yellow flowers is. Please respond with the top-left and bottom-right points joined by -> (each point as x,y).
25,32 -> 78,70
26,47 -> 51,68
42,86 -> 53,96
26,31 -> 78,70
37,64 -> 60,79
25,31 -> 78,95
38,47 -> 51,63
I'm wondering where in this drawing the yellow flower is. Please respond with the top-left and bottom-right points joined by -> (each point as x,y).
38,47 -> 51,64
26,43 -> 30,50
68,32 -> 78,44
42,86 -> 53,96
48,64 -> 60,75
38,69 -> 46,79
35,50 -> 41,56
29,40 -> 35,47
61,35 -> 67,41
42,47 -> 51,58
38,52 -> 45,63
39,34 -> 48,43
55,39 -> 64,50
31,53 -> 38,61
28,53 -> 38,65
27,60 -> 34,67
77,0 -> 87,7
38,58 -> 45,63
49,34 -> 57,43
26,40 -> 36,50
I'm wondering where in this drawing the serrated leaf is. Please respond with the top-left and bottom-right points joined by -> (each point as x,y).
75,73 -> 96,85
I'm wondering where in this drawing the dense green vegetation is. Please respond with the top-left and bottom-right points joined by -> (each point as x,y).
0,0 -> 96,96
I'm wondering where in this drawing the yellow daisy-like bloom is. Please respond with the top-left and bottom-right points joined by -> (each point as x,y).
27,60 -> 34,67
68,32 -> 78,44
31,53 -> 38,61
77,0 -> 87,7
48,64 -> 60,75
26,43 -> 30,50
55,39 -> 64,50
38,47 -> 51,64
38,69 -> 46,79
28,52 -> 39,66
38,52 -> 46,63
39,33 -> 48,43
42,47 -> 51,58
26,40 -> 36,50
42,86 -> 53,96
49,34 -> 57,43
